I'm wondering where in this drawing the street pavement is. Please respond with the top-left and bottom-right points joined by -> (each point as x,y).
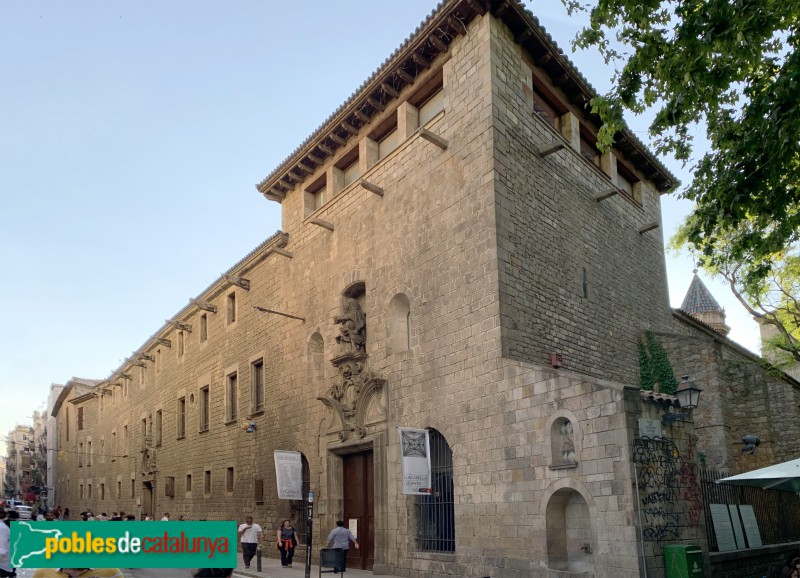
14,549 -> 399,578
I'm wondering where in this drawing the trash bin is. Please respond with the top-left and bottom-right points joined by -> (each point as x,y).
319,548 -> 347,577
664,544 -> 704,577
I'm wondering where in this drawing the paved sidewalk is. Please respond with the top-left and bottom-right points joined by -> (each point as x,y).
232,550 -> 396,578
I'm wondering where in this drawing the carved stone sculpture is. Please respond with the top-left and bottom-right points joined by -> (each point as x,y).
334,297 -> 366,353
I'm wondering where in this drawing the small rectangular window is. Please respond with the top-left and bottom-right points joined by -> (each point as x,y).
140,419 -> 147,450
204,470 -> 212,494
226,373 -> 238,422
186,474 -> 192,492
178,331 -> 185,357
87,441 -> 92,466
88,484 -> 92,498
419,89 -> 444,125
226,467 -> 235,492
177,397 -> 186,439
251,359 -> 264,413
80,484 -> 84,499
378,129 -> 399,159
343,160 -> 360,187
117,481 -> 121,498
100,483 -> 105,500
227,292 -> 237,324
199,387 -> 210,432
130,479 -> 135,499
200,313 -> 208,342
123,425 -> 128,456
77,407 -> 84,431
165,476 -> 175,498
79,442 -> 83,467
155,410 -> 162,447
111,432 -> 116,462
254,478 -> 264,503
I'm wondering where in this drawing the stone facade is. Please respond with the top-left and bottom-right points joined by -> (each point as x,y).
47,2 -> 795,578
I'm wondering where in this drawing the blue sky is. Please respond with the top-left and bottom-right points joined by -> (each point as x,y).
0,0 -> 759,444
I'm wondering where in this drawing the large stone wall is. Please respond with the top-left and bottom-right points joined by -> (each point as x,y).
655,326 -> 800,472
489,15 -> 677,387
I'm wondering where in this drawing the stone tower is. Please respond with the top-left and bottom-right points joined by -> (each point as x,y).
680,270 -> 731,336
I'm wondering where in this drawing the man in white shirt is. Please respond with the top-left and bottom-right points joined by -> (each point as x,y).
237,516 -> 263,569
160,513 -> 170,521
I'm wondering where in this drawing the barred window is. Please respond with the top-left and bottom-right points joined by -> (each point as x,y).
290,455 -> 311,545
417,429 -> 455,552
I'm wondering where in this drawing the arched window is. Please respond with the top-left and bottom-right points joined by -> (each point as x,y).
388,294 -> 411,354
308,332 -> 325,381
418,429 -> 454,552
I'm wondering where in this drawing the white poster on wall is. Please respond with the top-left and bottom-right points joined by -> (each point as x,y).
398,427 -> 431,495
274,450 -> 303,500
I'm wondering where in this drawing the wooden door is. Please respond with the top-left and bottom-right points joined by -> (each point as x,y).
342,451 -> 374,570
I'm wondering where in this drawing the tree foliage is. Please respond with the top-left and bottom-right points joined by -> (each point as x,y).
564,0 -> 800,287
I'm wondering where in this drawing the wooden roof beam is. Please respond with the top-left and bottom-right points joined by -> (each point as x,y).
329,132 -> 348,146
396,68 -> 415,85
367,97 -> 385,112
341,121 -> 359,136
381,82 -> 399,99
412,53 -> 431,70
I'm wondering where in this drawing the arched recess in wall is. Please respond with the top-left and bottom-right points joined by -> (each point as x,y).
545,409 -> 581,469
308,332 -> 325,382
387,293 -> 411,355
545,487 -> 594,573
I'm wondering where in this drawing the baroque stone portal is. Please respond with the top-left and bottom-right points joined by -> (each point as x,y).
318,294 -> 385,441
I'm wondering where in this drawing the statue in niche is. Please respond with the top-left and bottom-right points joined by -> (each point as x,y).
560,420 -> 576,464
334,296 -> 366,353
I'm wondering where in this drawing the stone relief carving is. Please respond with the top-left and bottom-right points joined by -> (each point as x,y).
318,293 -> 385,441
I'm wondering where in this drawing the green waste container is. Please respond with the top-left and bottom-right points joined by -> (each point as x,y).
664,544 -> 704,578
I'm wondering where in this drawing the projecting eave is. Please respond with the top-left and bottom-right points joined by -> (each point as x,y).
255,0 -> 677,202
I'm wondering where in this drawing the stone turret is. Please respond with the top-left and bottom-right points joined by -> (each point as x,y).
680,270 -> 731,336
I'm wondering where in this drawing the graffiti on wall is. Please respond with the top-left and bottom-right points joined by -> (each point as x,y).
634,437 -> 703,543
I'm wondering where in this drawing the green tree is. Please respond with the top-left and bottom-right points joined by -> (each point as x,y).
563,0 -> 800,287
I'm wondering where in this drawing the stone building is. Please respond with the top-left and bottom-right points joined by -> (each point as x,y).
48,1 -> 799,578
4,424 -> 34,501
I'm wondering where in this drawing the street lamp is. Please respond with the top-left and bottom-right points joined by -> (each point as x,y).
305,490 -> 314,578
662,376 -> 703,426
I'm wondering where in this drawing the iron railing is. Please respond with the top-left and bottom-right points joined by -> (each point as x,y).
700,469 -> 800,550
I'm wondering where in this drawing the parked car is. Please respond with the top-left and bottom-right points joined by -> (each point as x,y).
14,505 -> 33,519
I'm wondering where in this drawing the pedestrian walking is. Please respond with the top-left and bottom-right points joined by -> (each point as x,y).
276,519 -> 298,567
160,512 -> 171,521
237,516 -> 263,569
326,520 -> 359,572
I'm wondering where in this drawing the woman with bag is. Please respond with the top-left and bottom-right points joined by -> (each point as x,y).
276,519 -> 298,568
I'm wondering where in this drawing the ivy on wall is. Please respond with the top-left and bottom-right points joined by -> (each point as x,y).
639,332 -> 678,394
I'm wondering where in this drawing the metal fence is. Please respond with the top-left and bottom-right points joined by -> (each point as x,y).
700,469 -> 800,550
